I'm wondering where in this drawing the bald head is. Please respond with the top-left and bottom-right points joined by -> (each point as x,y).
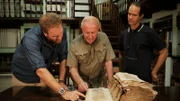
81,16 -> 102,31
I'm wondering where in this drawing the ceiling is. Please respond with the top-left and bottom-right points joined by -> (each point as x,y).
115,0 -> 180,27
141,0 -> 180,18
115,0 -> 180,18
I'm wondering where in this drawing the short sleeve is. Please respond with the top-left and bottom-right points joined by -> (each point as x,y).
67,43 -> 78,68
22,37 -> 46,71
148,29 -> 166,51
104,34 -> 116,61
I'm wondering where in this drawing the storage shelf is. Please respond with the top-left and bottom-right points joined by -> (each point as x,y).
24,0 -> 43,4
0,48 -> 16,53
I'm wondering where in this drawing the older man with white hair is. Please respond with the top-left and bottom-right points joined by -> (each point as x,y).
67,16 -> 115,92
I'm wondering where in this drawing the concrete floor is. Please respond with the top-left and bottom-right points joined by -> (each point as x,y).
0,74 -> 12,92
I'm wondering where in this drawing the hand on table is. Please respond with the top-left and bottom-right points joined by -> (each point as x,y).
62,90 -> 85,101
78,82 -> 88,92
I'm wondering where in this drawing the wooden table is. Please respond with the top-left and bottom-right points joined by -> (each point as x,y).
153,86 -> 180,101
0,86 -> 180,101
0,86 -> 66,101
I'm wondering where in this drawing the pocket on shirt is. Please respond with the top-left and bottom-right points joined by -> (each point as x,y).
95,46 -> 107,63
76,52 -> 90,64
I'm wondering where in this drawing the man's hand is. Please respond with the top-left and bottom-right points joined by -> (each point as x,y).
107,80 -> 111,88
78,82 -> 88,92
62,90 -> 85,101
151,72 -> 158,82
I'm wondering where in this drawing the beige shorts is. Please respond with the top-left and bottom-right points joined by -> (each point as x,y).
12,74 -> 46,87
12,74 -> 47,96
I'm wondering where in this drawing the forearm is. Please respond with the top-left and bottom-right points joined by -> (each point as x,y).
105,60 -> 113,81
36,68 -> 86,100
70,67 -> 84,85
59,59 -> 66,81
36,68 -> 62,93
119,51 -> 124,70
152,48 -> 168,74
152,56 -> 166,73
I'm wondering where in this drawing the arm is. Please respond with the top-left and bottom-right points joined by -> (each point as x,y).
58,31 -> 68,88
36,68 -> 85,100
36,68 -> 63,93
105,60 -> 113,81
59,59 -> 66,81
119,31 -> 125,68
58,59 -> 68,89
70,67 -> 88,92
151,48 -> 168,81
119,51 -> 124,71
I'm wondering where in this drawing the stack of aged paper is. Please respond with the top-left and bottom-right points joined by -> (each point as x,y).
85,87 -> 113,101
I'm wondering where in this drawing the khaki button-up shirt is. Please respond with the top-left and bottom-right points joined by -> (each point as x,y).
67,32 -> 115,86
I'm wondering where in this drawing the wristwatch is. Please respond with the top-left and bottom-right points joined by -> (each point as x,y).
59,88 -> 65,95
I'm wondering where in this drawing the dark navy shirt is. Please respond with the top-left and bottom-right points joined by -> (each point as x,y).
11,25 -> 67,83
119,24 -> 166,82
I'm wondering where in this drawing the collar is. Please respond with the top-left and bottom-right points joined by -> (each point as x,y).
128,23 -> 144,32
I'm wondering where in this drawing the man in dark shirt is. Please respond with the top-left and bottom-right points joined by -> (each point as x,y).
11,13 -> 85,100
119,1 -> 168,82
